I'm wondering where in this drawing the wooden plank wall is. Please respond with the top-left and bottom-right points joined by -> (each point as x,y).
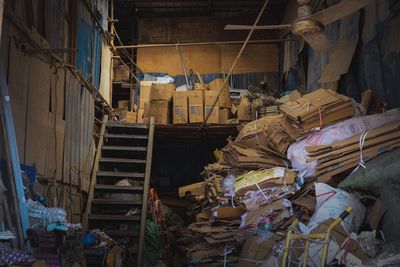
1,20 -> 95,199
137,16 -> 280,76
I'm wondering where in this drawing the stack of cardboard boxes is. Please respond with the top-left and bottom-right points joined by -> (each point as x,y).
137,81 -> 152,123
137,78 -> 233,125
172,78 -> 232,125
173,91 -> 189,124
205,79 -> 231,124
144,83 -> 175,124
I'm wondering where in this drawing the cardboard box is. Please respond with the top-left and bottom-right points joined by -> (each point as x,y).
179,181 -> 206,197
237,96 -> 252,121
117,100 -> 129,109
119,111 -> 137,123
213,206 -> 245,220
204,107 -> 230,124
145,101 -> 170,124
173,91 -> 188,124
194,83 -> 207,90
219,108 -> 230,123
188,90 -> 204,123
204,90 -> 220,123
204,106 -> 219,123
114,65 -> 129,81
207,78 -> 231,108
137,109 -> 145,123
150,83 -> 176,101
139,81 -> 152,110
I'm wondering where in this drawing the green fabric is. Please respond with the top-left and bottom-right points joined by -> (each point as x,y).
145,219 -> 161,265
339,149 -> 400,190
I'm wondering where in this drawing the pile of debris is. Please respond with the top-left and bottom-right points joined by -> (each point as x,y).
176,88 -> 400,266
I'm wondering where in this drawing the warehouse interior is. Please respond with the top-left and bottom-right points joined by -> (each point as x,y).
0,0 -> 400,266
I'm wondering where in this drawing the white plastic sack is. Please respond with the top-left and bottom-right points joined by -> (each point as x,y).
287,108 -> 400,178
153,75 -> 174,84
305,183 -> 366,234
107,179 -> 141,201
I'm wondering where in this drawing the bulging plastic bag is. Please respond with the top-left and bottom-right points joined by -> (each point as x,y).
305,183 -> 366,234
26,199 -> 67,223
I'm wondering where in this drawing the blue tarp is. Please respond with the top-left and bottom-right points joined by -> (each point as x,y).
76,18 -> 92,82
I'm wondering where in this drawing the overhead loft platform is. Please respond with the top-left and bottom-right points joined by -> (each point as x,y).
107,121 -> 239,148
154,123 -> 239,148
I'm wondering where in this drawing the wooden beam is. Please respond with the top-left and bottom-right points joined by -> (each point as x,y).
82,115 -> 108,230
114,38 -> 296,49
137,117 -> 155,266
0,63 -> 30,248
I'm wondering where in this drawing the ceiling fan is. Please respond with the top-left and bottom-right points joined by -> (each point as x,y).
224,0 -> 371,51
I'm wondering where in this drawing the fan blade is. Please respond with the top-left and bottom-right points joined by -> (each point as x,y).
310,0 -> 371,25
224,24 -> 292,30
303,32 -> 332,52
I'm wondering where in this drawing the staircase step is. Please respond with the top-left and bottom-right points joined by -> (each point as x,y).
106,123 -> 148,129
104,133 -> 148,140
89,214 -> 140,221
102,146 -> 147,151
99,157 -> 146,164
91,199 -> 142,205
105,230 -> 139,237
94,184 -> 143,191
96,171 -> 145,178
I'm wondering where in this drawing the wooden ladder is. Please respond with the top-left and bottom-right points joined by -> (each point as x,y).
84,116 -> 155,266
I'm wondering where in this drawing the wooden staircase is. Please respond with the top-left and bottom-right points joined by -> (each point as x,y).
85,116 -> 155,266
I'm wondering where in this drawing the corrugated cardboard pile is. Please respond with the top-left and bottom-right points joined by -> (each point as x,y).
308,120 -> 400,182
175,89 -> 400,266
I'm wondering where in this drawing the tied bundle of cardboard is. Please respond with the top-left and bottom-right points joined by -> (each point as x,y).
235,114 -> 293,154
218,142 -> 289,175
235,168 -> 296,196
306,120 -> 400,182
280,89 -> 356,137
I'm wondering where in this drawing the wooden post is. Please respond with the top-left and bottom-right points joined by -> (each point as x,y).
109,0 -> 115,106
201,0 -> 271,128
0,63 -> 30,249
0,0 -> 4,40
83,115 -> 108,229
137,117 -> 155,266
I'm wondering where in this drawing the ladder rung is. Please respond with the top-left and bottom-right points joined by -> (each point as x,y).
94,184 -> 144,191
104,133 -> 148,139
106,123 -> 148,129
96,171 -> 145,178
91,199 -> 142,205
100,158 -> 146,164
102,146 -> 147,151
89,214 -> 140,221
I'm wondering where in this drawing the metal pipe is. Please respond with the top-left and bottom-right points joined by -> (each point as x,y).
201,0 -> 271,128
114,38 -> 297,49
176,39 -> 190,88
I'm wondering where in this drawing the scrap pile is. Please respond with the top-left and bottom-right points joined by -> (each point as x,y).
178,167 -> 298,265
175,88 -> 400,266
